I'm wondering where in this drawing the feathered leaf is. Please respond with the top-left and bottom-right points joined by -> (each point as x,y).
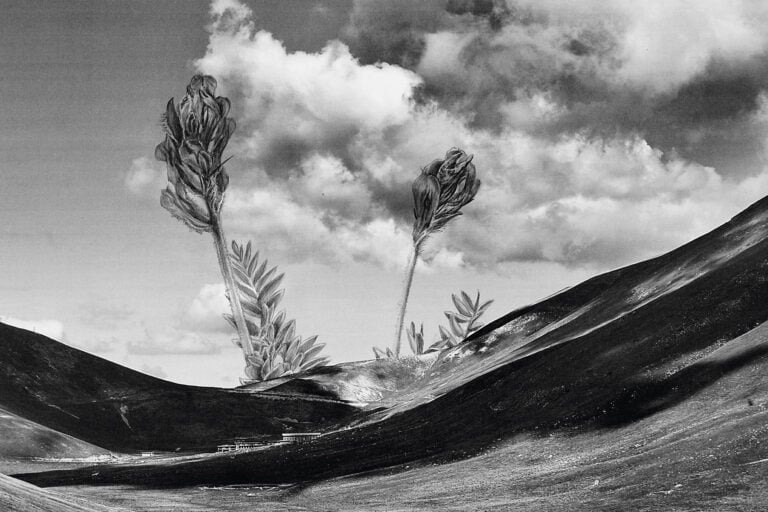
460,291 -> 474,311
445,311 -> 469,324
300,335 -> 318,353
228,240 -> 326,381
452,294 -> 472,317
448,313 -> 464,338
477,299 -> 493,316
427,290 -> 494,353
438,325 -> 455,344
259,273 -> 285,303
302,343 -> 325,362
301,357 -> 329,371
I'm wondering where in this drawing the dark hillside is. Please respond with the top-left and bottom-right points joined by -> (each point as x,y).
0,324 -> 357,452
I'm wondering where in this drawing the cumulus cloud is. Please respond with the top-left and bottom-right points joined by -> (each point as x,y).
225,186 -> 434,269
343,0 -> 450,67
0,316 -> 65,341
344,0 -> 768,172
124,157 -> 165,196
179,0 -> 768,272
197,4 -> 421,173
185,283 -> 230,333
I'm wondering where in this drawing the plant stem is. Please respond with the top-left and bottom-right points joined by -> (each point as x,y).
209,212 -> 252,356
394,241 -> 422,357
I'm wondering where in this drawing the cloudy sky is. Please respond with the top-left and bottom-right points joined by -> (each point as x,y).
2,0 -> 768,386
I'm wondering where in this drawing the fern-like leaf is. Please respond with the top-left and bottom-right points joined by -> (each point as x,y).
230,241 -> 284,321
407,321 -> 425,355
231,240 -> 328,383
423,290 -> 494,354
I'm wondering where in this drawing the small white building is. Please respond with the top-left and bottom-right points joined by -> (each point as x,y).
282,432 -> 321,444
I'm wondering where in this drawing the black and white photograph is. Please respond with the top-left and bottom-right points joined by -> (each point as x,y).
2,0 -> 768,510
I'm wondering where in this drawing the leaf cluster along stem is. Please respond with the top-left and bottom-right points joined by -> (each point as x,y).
156,75 -> 328,381
227,241 -> 328,381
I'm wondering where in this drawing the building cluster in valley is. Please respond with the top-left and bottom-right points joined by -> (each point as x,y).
216,432 -> 321,453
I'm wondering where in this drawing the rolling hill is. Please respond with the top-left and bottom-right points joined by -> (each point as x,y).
0,323 -> 357,452
6,193 -> 768,510
0,407 -> 107,461
13,194 -> 768,495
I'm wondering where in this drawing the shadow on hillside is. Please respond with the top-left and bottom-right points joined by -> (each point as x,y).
599,344 -> 768,428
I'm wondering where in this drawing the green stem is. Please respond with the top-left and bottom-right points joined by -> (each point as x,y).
209,213 -> 252,357
394,241 -> 422,357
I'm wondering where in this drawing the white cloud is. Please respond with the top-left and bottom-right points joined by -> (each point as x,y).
289,154 -> 376,219
124,157 -> 165,196
185,283 -> 230,333
443,129 -> 768,267
225,186 -> 415,269
186,0 -> 768,273
0,316 -> 65,341
196,5 -> 421,165
438,0 -> 768,97
612,0 -> 768,94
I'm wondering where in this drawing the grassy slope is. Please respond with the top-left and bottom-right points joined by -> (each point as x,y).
0,324 -> 357,452
16,195 -> 768,490
273,320 -> 768,512
0,408 -> 108,461
0,473 -> 122,512
55,324 -> 768,510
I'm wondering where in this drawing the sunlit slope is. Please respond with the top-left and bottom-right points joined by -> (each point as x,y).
215,322 -> 768,511
0,473 -> 120,512
18,195 -> 768,488
373,193 -> 768,419
0,408 -> 107,460
0,324 -> 357,452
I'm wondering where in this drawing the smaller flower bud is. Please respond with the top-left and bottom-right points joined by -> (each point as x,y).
410,147 -> 481,244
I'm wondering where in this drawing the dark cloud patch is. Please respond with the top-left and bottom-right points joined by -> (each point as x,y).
664,75 -> 760,125
566,39 -> 591,57
446,0 -> 509,30
188,0 -> 768,271
642,70 -> 768,174
343,0 -> 449,67
341,0 -> 768,180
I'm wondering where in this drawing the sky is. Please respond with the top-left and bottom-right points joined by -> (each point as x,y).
2,0 -> 768,387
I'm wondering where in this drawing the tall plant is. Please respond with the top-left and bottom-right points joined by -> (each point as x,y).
154,74 -> 251,356
393,148 -> 481,356
228,241 -> 329,382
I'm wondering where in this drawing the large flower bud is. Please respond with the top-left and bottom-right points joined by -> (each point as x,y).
412,170 -> 440,243
155,75 -> 236,233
